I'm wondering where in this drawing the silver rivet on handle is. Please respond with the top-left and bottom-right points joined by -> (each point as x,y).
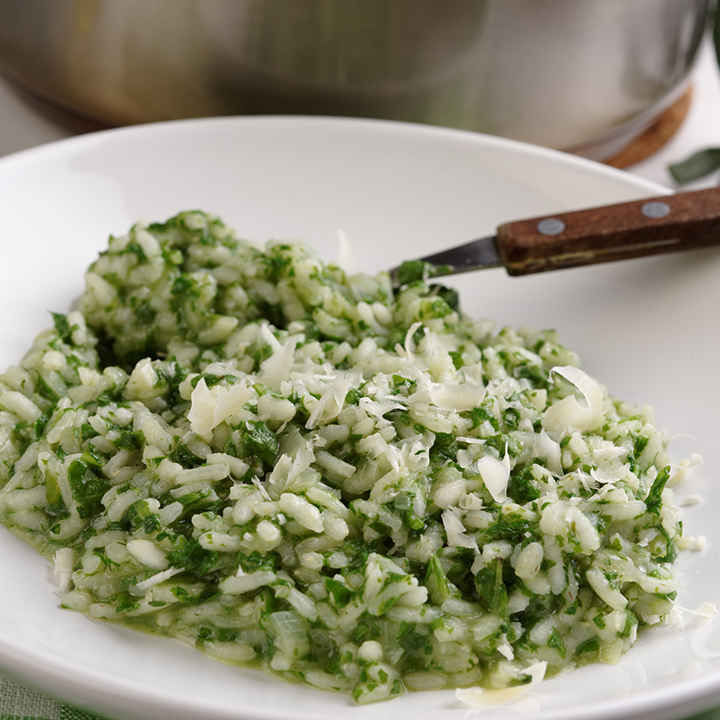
641,201 -> 671,219
536,218 -> 566,236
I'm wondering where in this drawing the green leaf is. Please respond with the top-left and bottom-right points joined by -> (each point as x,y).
619,609 -> 639,638
166,536 -> 218,576
113,428 -> 143,452
217,628 -> 239,643
645,466 -> 671,515
657,535 -> 679,564
397,621 -> 431,652
171,275 -> 194,296
547,628 -> 567,658
325,577 -> 354,607
115,595 -> 140,613
92,546 -> 120,569
135,302 -> 157,324
393,260 -> 434,286
424,554 -> 460,605
197,626 -> 213,640
68,459 -> 110,509
483,512 -> 540,544
175,488 -> 212,509
34,412 -> 50,439
429,432 -> 459,464
51,312 -> 72,343
126,499 -> 161,533
429,283 -> 460,313
172,441 -> 204,468
241,420 -> 278,465
419,296 -> 453,320
45,472 -> 69,519
171,585 -> 220,606
507,466 -> 542,503
575,636 -> 599,656
468,404 -> 500,432
474,557 -> 508,615
81,447 -> 106,471
668,148 -> 720,185
79,423 -> 99,441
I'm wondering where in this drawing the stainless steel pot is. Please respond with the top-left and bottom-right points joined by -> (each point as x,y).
0,0 -> 708,161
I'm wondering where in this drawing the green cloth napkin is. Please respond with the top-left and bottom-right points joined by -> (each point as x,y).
0,673 -> 100,720
4,667 -> 720,720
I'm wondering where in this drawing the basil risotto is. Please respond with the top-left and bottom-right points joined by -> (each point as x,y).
0,212 -> 684,703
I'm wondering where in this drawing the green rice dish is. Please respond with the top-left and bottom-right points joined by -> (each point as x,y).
0,212 -> 683,703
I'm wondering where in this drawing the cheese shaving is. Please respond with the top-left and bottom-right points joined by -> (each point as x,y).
429,382 -> 486,412
542,365 -> 604,435
53,548 -> 74,596
477,451 -> 511,503
678,602 -> 717,618
188,378 -> 252,435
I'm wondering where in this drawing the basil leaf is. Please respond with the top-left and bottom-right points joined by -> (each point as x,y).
668,149 -> 720,185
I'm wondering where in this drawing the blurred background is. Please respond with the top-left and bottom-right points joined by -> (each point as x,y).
0,0 -> 718,186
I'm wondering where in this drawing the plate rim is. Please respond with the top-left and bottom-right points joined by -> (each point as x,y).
2,114 -> 714,720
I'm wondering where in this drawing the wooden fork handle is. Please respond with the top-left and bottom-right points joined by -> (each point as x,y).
496,186 -> 720,276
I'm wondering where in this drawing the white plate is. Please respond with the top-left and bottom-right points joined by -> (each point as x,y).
0,117 -> 718,720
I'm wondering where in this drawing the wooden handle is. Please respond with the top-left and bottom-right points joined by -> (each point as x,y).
495,187 -> 720,276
